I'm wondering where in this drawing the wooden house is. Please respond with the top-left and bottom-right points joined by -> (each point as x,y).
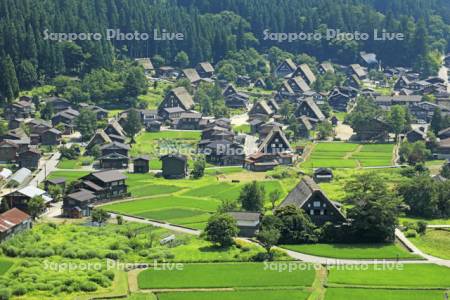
158,87 -> 194,117
0,208 -> 32,241
133,156 -> 150,174
135,58 -> 155,75
80,170 -> 128,200
348,64 -> 367,80
258,127 -> 292,154
294,98 -> 325,121
406,129 -> 428,143
202,140 -> 245,166
359,51 -> 378,69
44,97 -> 71,112
228,212 -> 261,237
355,118 -> 389,141
172,112 -> 203,130
274,58 -> 296,78
104,120 -> 126,138
3,186 -> 52,214
435,138 -> 450,159
249,101 -> 274,120
196,62 -> 215,78
313,168 -> 333,182
318,62 -> 334,75
146,120 -> 162,132
288,77 -> 311,94
41,128 -> 62,145
0,141 -> 18,162
161,154 -> 188,179
178,68 -> 201,85
278,176 -> 346,226
18,149 -> 41,170
99,142 -> 130,169
254,78 -> 266,89
328,87 -> 356,112
62,189 -> 97,218
292,64 -> 316,85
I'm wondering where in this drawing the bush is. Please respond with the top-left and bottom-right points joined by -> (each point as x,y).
0,289 -> 11,300
405,229 -> 418,238
11,286 -> 27,296
79,281 -> 97,292
416,221 -> 428,235
89,274 -> 111,288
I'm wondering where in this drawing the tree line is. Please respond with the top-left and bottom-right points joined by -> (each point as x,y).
1,0 -> 449,105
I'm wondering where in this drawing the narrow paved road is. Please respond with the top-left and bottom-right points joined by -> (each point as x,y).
108,213 -> 450,266
395,229 -> 450,267
109,213 -> 201,236
29,152 -> 61,186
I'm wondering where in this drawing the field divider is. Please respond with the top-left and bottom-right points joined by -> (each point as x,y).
324,284 -> 450,291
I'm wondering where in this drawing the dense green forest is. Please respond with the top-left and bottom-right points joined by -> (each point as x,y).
1,0 -> 450,104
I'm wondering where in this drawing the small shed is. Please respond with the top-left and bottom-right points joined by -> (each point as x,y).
228,212 -> 261,237
133,156 -> 150,174
160,154 -> 188,179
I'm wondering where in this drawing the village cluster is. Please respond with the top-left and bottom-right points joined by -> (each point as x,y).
0,51 -> 449,239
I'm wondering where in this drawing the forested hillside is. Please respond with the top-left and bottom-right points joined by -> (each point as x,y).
1,0 -> 450,104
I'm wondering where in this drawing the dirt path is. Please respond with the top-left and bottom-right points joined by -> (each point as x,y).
307,266 -> 328,300
128,269 -> 143,293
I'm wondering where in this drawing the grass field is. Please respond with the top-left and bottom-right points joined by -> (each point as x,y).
409,228 -> 450,260
157,290 -> 310,300
280,243 -> 421,259
138,262 -> 315,289
325,288 -> 445,300
400,217 -> 450,225
302,143 -> 394,168
131,131 -> 201,169
0,259 -> 13,275
103,196 -> 220,229
57,156 -> 94,169
318,168 -> 407,202
47,170 -> 89,183
102,172 -> 291,229
328,264 -> 450,288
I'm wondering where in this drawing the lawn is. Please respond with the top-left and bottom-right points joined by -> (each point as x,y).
0,259 -> 13,275
102,196 -> 220,229
47,170 -> 90,184
328,264 -> 450,288
157,290 -> 310,300
232,124 -> 251,134
409,228 -> 450,259
325,288 -> 445,300
138,82 -> 172,109
302,143 -> 394,169
400,217 -> 450,225
280,243 -> 421,259
138,262 -> 315,289
57,156 -> 94,169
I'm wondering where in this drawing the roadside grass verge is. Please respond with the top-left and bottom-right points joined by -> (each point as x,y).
409,228 -> 450,260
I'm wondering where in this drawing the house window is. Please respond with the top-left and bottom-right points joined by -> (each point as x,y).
310,209 -> 314,215
320,210 -> 324,215
313,201 -> 320,207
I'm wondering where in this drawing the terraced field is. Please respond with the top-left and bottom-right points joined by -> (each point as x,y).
302,142 -> 394,168
138,262 -> 315,289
